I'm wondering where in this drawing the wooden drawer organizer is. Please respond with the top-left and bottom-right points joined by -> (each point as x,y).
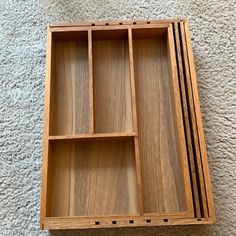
40,19 -> 215,230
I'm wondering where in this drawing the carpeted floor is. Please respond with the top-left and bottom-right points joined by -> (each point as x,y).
0,0 -> 235,235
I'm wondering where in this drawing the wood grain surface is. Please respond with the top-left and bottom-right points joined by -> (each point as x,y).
88,30 -> 94,133
46,139 -> 138,217
43,216 -> 213,230
93,33 -> 133,133
173,22 -> 201,219
132,30 -> 189,213
128,28 -> 144,214
179,22 -> 209,219
50,40 -> 90,135
40,29 -> 52,229
167,25 -> 194,216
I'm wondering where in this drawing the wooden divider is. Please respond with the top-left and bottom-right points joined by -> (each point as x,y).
88,30 -> 94,134
49,132 -> 137,141
128,28 -> 144,215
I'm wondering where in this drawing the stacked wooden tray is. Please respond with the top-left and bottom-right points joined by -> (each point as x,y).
40,19 -> 215,230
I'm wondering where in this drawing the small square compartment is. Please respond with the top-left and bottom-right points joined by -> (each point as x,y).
46,138 -> 138,217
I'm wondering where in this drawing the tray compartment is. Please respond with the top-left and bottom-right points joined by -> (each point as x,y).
50,31 -> 90,135
92,30 -> 133,133
46,138 -> 138,217
132,28 -> 191,214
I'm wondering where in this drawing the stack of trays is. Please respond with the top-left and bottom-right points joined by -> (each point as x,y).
40,19 -> 215,230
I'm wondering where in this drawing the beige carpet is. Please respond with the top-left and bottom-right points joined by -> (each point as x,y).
0,0 -> 235,235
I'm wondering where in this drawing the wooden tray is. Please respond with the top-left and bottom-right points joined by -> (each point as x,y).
40,19 -> 215,230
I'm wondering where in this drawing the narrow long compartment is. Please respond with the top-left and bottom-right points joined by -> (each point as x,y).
132,28 -> 192,215
92,30 -> 133,133
50,31 -> 90,135
46,138 -> 138,217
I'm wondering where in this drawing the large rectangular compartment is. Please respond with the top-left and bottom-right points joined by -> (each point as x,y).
132,28 -> 192,214
46,138 -> 138,217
